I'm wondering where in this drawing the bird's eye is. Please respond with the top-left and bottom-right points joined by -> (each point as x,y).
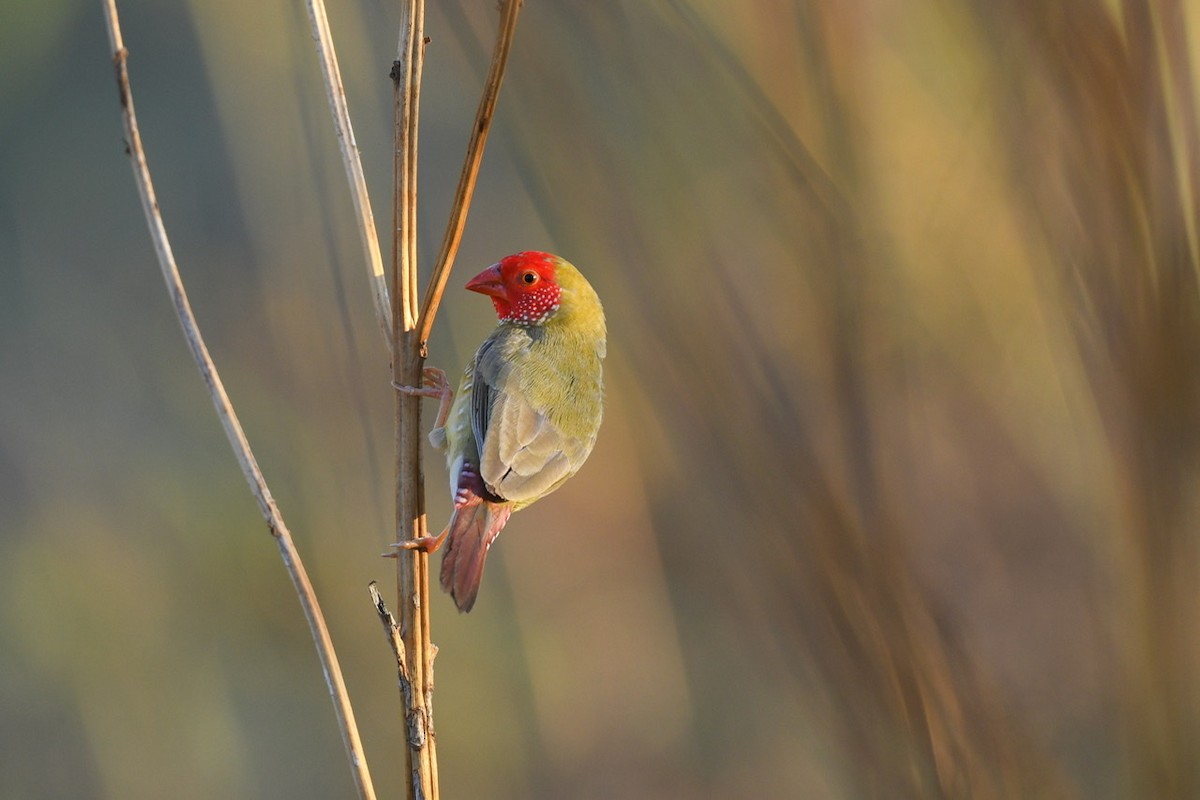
521,271 -> 538,285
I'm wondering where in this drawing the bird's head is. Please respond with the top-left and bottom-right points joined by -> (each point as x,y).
465,251 -> 565,327
466,252 -> 605,347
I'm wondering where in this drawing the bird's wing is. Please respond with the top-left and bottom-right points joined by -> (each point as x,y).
481,392 -> 580,503
468,336 -> 499,454
471,329 -> 589,505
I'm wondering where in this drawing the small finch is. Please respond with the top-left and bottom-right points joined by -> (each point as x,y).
399,252 -> 606,612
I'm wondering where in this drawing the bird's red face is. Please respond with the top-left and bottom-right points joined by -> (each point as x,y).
466,251 -> 562,326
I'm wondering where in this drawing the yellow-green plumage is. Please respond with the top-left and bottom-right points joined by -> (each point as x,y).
433,253 -> 605,611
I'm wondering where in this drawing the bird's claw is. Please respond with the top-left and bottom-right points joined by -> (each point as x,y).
422,366 -> 451,392
385,529 -> 449,555
394,368 -> 456,442
393,367 -> 451,397
392,382 -> 440,398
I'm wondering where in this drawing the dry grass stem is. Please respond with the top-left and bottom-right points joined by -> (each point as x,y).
416,0 -> 524,351
398,2 -> 425,326
101,2 -> 376,797
305,0 -> 392,349
387,2 -> 523,797
391,1 -> 437,796
369,582 -> 428,749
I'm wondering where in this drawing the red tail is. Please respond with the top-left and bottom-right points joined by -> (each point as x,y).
440,501 -> 512,612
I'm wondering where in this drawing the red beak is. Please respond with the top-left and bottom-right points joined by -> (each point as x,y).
465,264 -> 507,299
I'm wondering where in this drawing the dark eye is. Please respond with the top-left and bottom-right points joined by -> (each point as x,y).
521,271 -> 538,285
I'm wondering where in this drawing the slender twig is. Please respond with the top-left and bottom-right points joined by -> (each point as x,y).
416,0 -> 524,352
394,1 -> 423,332
393,1 -> 425,327
368,582 -> 432,750
101,3 -> 376,798
392,1 -> 437,796
305,0 -> 392,350
388,2 -> 524,797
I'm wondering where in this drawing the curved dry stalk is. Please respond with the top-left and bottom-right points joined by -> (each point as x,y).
305,0 -> 392,351
101,3 -> 376,798
416,0 -> 524,351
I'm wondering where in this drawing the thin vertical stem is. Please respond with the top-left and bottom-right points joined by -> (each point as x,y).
393,1 -> 437,798
390,2 -> 523,796
101,2 -> 376,797
408,3 -> 425,324
416,0 -> 524,351
305,0 -> 392,350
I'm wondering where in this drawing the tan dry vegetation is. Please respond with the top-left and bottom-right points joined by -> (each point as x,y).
1,1 -> 1198,798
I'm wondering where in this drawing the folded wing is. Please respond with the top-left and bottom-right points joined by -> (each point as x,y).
470,330 -> 591,506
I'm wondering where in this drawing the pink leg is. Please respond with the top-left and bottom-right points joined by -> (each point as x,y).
393,366 -> 454,430
385,525 -> 450,555
400,527 -> 451,554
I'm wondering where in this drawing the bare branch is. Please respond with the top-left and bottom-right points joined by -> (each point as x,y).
390,3 -> 525,797
394,0 -> 425,331
101,3 -> 376,797
392,1 -> 438,796
416,0 -> 524,352
369,582 -> 430,750
305,0 -> 393,351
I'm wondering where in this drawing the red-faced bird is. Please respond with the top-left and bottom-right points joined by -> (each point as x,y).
400,251 -> 606,612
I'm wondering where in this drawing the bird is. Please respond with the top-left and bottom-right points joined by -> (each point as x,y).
396,251 -> 606,612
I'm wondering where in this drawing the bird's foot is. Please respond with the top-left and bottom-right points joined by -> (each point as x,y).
393,367 -> 455,447
384,526 -> 450,556
392,366 -> 451,401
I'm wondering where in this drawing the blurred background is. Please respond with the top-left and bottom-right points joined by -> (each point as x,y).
3,0 -> 1200,797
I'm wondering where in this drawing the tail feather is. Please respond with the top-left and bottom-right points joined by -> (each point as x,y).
440,501 -> 512,612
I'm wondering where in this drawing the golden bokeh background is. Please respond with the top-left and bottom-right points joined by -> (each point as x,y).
3,1 -> 1200,797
